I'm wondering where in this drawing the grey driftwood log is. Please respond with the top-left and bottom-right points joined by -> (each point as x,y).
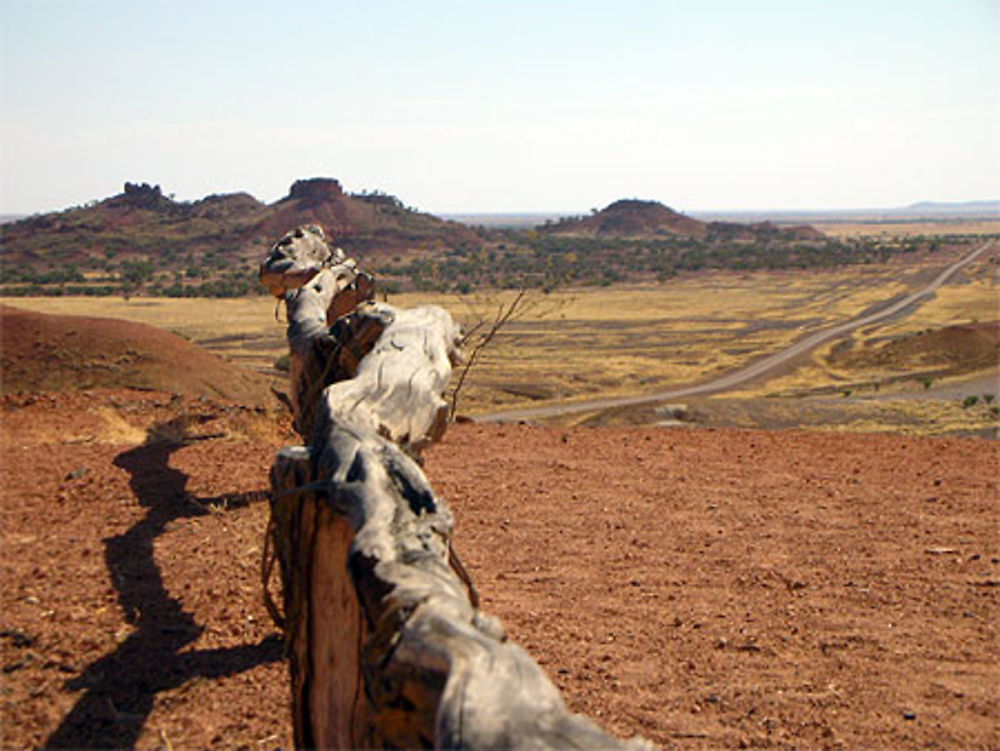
262,226 -> 651,749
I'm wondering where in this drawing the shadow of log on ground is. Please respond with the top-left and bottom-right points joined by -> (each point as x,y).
44,421 -> 283,749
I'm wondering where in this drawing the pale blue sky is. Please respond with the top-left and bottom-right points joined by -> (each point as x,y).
2,0 -> 997,214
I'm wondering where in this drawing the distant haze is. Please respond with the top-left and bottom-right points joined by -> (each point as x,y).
4,192 -> 998,229
446,200 -> 1000,228
2,1 -> 997,216
902,200 -> 1000,214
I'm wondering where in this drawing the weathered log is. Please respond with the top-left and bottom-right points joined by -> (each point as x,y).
261,227 -> 377,437
260,225 -> 348,300
265,227 -> 651,749
318,302 -> 461,451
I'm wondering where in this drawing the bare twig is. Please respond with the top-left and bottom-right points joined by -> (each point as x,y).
457,318 -> 486,347
449,288 -> 528,419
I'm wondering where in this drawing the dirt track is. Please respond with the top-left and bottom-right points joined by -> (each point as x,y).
477,241 -> 997,422
1,389 -> 997,749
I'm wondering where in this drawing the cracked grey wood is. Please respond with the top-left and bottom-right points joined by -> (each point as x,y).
264,226 -> 652,749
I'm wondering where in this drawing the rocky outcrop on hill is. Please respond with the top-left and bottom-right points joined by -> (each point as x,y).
108,182 -> 176,211
287,177 -> 345,203
255,178 -> 355,240
1,181 -> 843,297
0,178 -> 483,293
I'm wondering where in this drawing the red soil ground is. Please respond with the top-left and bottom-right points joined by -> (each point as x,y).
1,386 -> 996,750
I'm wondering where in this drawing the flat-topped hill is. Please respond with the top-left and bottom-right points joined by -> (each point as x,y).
2,181 -> 945,296
0,179 -> 480,296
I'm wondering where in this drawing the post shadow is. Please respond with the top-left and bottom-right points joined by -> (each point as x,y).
45,425 -> 284,749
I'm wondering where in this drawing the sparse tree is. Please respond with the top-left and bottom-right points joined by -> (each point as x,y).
120,259 -> 155,299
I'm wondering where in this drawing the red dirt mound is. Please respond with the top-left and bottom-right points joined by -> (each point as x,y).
0,305 -> 278,409
829,320 -> 1000,375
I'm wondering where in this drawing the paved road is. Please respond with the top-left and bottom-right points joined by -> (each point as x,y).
477,241 -> 996,422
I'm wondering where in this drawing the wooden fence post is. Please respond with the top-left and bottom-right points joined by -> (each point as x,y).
262,226 -> 652,749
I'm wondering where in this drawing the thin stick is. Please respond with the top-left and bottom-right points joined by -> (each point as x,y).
449,288 -> 528,419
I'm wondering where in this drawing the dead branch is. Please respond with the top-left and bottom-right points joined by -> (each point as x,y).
449,288 -> 528,419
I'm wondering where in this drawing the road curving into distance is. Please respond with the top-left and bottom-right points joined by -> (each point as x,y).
476,241 -> 997,423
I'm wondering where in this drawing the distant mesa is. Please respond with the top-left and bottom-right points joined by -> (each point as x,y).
106,181 -> 176,211
0,176 -> 478,285
286,177 -> 346,203
260,177 -> 354,239
0,177 -> 850,298
123,181 -> 163,199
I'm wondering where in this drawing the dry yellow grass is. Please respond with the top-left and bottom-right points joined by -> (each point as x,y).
815,219 -> 1000,238
0,296 -> 278,336
725,254 -> 998,399
4,246 -> 994,420
812,398 -> 999,437
398,258 -> 978,414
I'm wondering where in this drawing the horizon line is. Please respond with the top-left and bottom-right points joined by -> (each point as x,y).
2,197 -> 998,223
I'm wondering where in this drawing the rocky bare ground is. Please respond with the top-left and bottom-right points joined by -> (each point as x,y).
1,387 -> 997,750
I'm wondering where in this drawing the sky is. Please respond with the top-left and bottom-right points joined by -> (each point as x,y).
1,0 -> 998,215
